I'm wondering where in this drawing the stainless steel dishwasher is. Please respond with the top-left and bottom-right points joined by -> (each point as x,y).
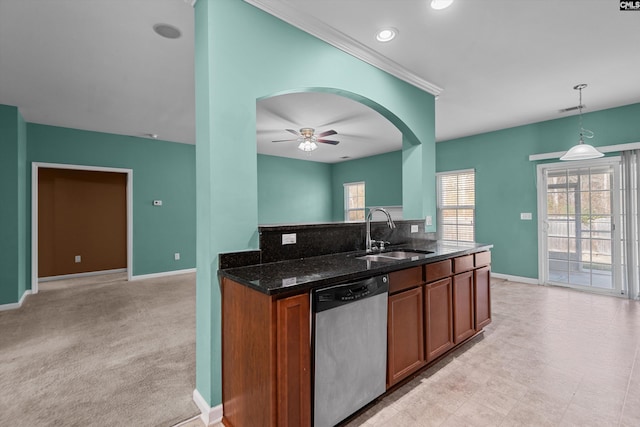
312,275 -> 389,427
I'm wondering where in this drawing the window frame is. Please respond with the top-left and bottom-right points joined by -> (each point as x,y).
344,181 -> 366,222
436,169 -> 476,242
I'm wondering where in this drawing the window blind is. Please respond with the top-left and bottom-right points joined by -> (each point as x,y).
437,170 -> 475,242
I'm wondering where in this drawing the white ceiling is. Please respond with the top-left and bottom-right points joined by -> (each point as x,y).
0,0 -> 195,144
2,0 -> 639,162
257,92 -> 401,163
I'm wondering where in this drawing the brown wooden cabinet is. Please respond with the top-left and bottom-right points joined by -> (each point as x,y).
474,265 -> 491,330
452,271 -> 475,344
387,267 -> 425,387
276,294 -> 311,426
222,250 -> 492,425
424,277 -> 454,362
222,278 -> 311,427
387,286 -> 425,387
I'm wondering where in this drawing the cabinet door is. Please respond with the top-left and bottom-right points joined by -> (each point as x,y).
424,278 -> 454,362
474,266 -> 492,330
387,287 -> 425,387
276,294 -> 311,427
453,272 -> 475,344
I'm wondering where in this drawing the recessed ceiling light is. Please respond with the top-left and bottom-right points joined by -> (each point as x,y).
376,28 -> 397,42
153,23 -> 181,39
431,0 -> 454,10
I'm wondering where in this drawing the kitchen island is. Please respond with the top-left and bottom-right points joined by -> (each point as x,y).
219,240 -> 492,427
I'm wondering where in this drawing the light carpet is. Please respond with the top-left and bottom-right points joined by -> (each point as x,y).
0,272 -> 198,426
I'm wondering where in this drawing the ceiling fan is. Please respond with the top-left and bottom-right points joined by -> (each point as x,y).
272,128 -> 339,152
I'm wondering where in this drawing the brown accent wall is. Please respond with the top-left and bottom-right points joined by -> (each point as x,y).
38,168 -> 127,278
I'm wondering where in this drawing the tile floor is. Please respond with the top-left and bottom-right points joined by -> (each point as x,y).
178,278 -> 640,427
344,278 -> 640,427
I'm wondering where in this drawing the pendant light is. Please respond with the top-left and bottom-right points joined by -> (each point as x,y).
560,84 -> 603,161
431,0 -> 454,10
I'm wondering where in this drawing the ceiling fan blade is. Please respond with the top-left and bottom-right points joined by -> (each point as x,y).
317,129 -> 337,138
285,129 -> 299,136
318,139 -> 340,145
271,139 -> 298,143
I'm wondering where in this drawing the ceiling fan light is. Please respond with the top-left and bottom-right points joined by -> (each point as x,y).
560,142 -> 604,161
376,28 -> 397,42
430,0 -> 454,10
298,140 -> 318,152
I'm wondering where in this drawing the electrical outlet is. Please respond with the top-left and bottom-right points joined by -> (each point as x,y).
520,212 -> 532,220
282,233 -> 297,245
153,200 -> 162,206
411,224 -> 419,233
425,216 -> 433,226
174,253 -> 180,261
75,255 -> 81,263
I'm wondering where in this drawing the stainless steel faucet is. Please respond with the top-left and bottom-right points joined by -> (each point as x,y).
365,207 -> 396,253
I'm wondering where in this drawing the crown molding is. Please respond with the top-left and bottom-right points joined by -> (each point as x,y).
243,0 -> 443,96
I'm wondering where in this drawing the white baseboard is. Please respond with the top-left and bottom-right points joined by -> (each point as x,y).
192,389 -> 223,426
492,272 -> 540,285
172,415 -> 202,427
0,290 -> 32,312
130,268 -> 196,281
39,268 -> 127,282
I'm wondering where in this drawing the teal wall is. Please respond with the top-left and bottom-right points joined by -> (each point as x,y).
0,105 -> 27,305
258,151 -> 402,224
331,150 -> 402,221
27,124 -> 196,277
194,0 -> 435,407
257,154 -> 332,224
436,102 -> 640,279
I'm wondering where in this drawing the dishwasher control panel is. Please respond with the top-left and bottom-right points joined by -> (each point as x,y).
313,275 -> 388,312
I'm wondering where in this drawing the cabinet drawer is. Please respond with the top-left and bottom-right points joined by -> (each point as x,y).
389,266 -> 423,294
475,251 -> 491,267
453,255 -> 474,273
425,259 -> 452,283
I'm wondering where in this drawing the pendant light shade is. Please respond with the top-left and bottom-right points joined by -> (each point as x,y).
431,0 -> 454,10
560,84 -> 603,161
560,141 -> 604,161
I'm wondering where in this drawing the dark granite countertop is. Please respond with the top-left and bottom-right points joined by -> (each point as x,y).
219,241 -> 493,296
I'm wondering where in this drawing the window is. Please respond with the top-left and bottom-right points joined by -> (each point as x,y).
437,170 -> 475,242
344,182 -> 365,222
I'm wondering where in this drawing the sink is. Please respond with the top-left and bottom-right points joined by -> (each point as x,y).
357,250 -> 426,262
396,249 -> 435,255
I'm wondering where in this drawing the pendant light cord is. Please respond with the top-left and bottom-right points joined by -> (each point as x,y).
577,84 -> 594,143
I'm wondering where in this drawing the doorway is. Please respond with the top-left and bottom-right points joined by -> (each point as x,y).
31,163 -> 133,293
537,158 -> 622,294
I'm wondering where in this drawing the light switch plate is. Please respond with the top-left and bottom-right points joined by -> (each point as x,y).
520,212 -> 533,220
425,216 -> 433,226
174,253 -> 180,260
411,224 -> 419,233
74,255 -> 81,263
282,233 -> 297,245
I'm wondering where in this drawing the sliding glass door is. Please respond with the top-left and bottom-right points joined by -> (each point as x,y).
538,159 -> 622,294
